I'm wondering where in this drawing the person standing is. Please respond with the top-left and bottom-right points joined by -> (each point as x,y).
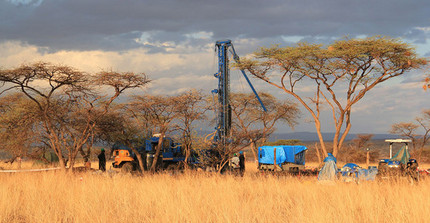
98,148 -> 106,172
239,151 -> 245,176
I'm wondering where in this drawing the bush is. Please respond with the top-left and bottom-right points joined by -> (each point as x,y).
264,139 -> 302,146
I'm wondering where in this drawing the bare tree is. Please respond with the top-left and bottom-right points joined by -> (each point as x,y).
238,37 -> 427,157
338,134 -> 374,163
391,110 -> 430,162
129,95 -> 180,172
351,134 -> 374,151
174,90 -> 207,169
230,92 -> 300,161
0,63 -> 150,170
196,127 -> 258,173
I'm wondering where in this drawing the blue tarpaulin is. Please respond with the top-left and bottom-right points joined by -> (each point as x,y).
318,153 -> 338,181
258,145 -> 307,165
343,163 -> 359,170
390,145 -> 410,165
339,163 -> 378,181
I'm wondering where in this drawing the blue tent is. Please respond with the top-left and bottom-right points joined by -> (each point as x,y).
258,145 -> 307,166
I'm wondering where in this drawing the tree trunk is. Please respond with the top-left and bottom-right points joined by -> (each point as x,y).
315,143 -> 322,163
184,141 -> 191,170
314,121 -> 328,157
51,145 -> 66,171
150,132 -> 165,172
250,140 -> 258,162
131,148 -> 145,173
58,157 -> 66,171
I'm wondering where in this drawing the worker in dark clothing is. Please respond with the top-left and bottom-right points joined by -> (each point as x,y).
98,148 -> 106,172
239,151 -> 245,176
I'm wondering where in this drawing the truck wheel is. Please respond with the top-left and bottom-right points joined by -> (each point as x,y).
121,162 -> 133,173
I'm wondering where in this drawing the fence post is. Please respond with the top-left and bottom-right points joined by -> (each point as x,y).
274,147 -> 277,171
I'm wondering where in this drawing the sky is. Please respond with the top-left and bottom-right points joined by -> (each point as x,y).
0,0 -> 429,134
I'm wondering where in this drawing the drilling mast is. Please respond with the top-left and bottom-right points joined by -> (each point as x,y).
212,40 -> 266,149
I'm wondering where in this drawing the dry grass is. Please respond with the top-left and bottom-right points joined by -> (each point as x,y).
1,162 -> 430,223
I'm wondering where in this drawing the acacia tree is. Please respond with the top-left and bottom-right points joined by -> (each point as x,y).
73,71 -> 150,166
238,37 -> 427,157
351,134 -> 374,150
174,90 -> 207,169
0,62 -> 150,170
338,134 -> 375,163
230,92 -> 300,161
88,104 -> 151,172
390,110 -> 430,162
129,95 -> 180,172
0,93 -> 41,163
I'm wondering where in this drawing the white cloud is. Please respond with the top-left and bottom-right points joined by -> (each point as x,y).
0,40 -> 206,71
1,39 -> 429,134
6,0 -> 43,6
185,31 -> 213,40
0,40 -> 215,96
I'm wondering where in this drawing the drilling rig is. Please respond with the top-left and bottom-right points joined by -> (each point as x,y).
209,40 -> 266,171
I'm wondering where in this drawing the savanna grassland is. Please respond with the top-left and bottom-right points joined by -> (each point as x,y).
1,162 -> 430,223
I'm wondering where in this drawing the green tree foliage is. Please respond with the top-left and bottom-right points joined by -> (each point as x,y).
238,36 -> 427,157
0,93 -> 40,160
128,94 -> 181,172
0,62 -> 150,170
173,90 -> 207,169
264,139 -> 302,146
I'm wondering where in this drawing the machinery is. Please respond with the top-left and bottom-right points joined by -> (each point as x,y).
209,40 -> 266,170
112,135 -> 195,172
257,145 -> 307,174
212,40 -> 266,146
113,40 -> 265,173
377,139 -> 419,181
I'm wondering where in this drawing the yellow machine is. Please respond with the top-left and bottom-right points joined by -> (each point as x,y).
112,148 -> 135,172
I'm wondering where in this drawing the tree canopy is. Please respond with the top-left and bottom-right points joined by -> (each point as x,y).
0,62 -> 150,170
238,36 -> 427,157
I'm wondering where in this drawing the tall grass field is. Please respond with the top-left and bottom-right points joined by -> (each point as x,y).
1,163 -> 429,223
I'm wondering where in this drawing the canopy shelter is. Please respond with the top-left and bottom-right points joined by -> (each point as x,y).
390,145 -> 411,165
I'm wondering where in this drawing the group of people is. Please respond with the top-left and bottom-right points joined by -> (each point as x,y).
230,151 -> 246,176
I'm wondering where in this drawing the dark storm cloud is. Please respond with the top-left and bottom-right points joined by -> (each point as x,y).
1,0 -> 430,51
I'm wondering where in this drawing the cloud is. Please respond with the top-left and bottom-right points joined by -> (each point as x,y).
1,0 -> 430,134
0,40 -> 218,95
1,0 -> 430,52
6,0 -> 43,6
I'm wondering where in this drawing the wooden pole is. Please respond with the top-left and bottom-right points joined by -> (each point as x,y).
366,149 -> 370,168
274,147 -> 277,171
389,143 -> 393,159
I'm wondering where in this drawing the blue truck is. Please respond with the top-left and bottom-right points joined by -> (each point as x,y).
112,135 -> 196,172
258,145 -> 308,173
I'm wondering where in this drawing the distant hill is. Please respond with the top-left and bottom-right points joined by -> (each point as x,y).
269,132 -> 400,142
